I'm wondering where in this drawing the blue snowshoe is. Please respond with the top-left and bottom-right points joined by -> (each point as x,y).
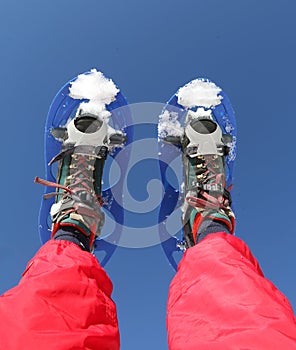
36,69 -> 133,265
158,78 -> 237,270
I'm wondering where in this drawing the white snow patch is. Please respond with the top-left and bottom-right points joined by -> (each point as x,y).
69,69 -> 119,106
228,135 -> 237,161
158,110 -> 183,139
177,79 -> 222,108
186,108 -> 213,121
77,101 -> 112,122
225,124 -> 233,133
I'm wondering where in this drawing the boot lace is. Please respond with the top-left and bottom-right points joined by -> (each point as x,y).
35,149 -> 104,207
186,154 -> 231,211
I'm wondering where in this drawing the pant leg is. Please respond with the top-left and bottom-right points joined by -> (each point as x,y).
0,240 -> 119,350
167,232 -> 296,350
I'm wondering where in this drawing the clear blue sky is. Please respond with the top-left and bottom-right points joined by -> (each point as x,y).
0,0 -> 295,349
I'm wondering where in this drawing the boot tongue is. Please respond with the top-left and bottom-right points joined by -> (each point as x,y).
203,155 -> 226,188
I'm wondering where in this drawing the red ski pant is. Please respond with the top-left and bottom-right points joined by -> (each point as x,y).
167,233 -> 296,349
0,233 -> 296,350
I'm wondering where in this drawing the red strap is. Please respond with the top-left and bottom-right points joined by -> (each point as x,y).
34,177 -> 72,194
192,212 -> 203,244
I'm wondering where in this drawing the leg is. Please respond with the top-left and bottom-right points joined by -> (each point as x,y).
0,112 -> 120,349
0,239 -> 119,350
165,108 -> 296,348
167,231 -> 296,349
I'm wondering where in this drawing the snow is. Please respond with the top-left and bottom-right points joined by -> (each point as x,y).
177,79 -> 223,108
69,69 -> 119,122
77,101 -> 112,122
69,69 -> 119,104
228,135 -> 237,161
158,106 -> 215,140
158,110 -> 183,139
186,107 -> 213,121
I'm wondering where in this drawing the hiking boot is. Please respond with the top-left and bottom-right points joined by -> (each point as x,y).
35,112 -> 109,251
181,116 -> 235,247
